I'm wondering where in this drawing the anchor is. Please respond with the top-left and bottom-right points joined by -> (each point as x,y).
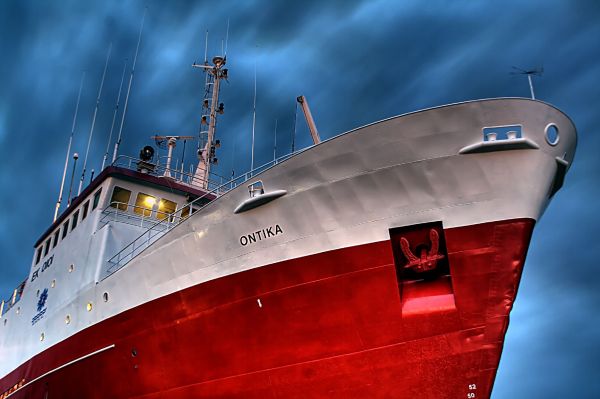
400,228 -> 445,273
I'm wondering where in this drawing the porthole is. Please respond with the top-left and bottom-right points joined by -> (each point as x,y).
65,315 -> 71,324
545,123 -> 559,146
103,292 -> 109,302
40,332 -> 45,342
36,289 -> 40,297
68,264 -> 75,273
86,302 -> 93,312
16,307 -> 20,315
51,279 -> 56,288
3,319 -> 6,326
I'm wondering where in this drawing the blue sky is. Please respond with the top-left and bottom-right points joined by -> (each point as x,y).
0,0 -> 599,397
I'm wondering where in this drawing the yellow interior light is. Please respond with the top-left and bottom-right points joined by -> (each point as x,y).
144,197 -> 156,207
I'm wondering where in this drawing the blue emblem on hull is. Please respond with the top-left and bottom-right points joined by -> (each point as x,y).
37,288 -> 48,312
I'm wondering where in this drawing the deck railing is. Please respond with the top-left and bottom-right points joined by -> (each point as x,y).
103,151 -> 300,279
111,155 -> 229,192
99,202 -> 184,229
1,279 -> 26,317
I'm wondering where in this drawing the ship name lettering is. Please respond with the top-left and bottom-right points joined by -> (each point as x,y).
240,224 -> 283,246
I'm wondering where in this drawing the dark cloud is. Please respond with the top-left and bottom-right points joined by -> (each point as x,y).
0,0 -> 599,397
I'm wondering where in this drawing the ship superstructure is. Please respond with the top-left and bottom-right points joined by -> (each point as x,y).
0,51 -> 577,399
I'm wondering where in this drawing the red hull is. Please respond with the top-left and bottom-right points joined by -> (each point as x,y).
1,219 -> 534,399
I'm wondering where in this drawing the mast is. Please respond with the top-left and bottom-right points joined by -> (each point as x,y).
192,55 -> 227,189
54,73 -> 84,221
297,95 -> 321,144
78,42 -> 112,195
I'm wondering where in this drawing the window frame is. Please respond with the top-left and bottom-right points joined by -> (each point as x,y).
43,238 -> 51,257
82,200 -> 90,221
62,220 -> 69,240
110,186 -> 131,212
92,188 -> 102,210
157,198 -> 177,222
71,210 -> 80,231
180,205 -> 190,220
35,247 -> 42,265
134,192 -> 157,218
52,230 -> 60,248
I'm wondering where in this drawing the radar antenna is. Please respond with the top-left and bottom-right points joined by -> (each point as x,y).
510,66 -> 543,100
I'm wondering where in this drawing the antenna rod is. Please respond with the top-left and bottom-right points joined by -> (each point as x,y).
102,59 -> 128,170
204,30 -> 208,64
224,19 -> 230,58
231,132 -> 236,179
251,60 -> 257,171
54,73 -> 84,221
273,119 -> 278,161
68,153 -> 79,207
180,139 -> 187,180
113,7 -> 147,163
528,74 -> 535,99
78,42 -> 112,195
291,100 -> 298,153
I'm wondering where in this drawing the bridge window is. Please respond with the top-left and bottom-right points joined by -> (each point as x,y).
43,238 -> 51,257
110,186 -> 131,211
157,199 -> 177,221
35,247 -> 42,265
52,230 -> 59,248
71,210 -> 80,231
92,188 -> 102,210
62,221 -> 69,240
180,205 -> 190,219
134,193 -> 156,217
82,200 -> 90,220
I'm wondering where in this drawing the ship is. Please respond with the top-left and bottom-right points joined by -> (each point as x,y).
0,53 -> 577,399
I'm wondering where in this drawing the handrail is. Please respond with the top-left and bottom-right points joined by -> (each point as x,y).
110,155 -> 228,191
103,151 -> 302,279
100,201 -> 183,226
1,279 -> 26,317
